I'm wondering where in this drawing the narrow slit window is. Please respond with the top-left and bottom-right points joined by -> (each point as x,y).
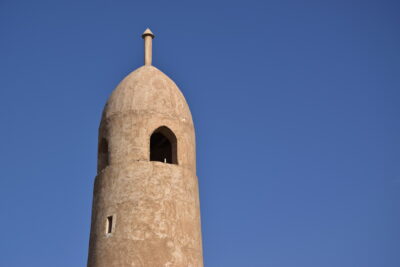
106,216 -> 113,234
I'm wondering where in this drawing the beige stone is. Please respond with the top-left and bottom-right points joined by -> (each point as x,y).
87,29 -> 203,267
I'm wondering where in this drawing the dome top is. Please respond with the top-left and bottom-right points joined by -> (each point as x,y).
102,65 -> 193,124
102,29 -> 193,124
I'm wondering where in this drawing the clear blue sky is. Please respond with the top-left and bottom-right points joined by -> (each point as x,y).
0,0 -> 399,266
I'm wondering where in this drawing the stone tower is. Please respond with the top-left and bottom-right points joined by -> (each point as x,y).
87,29 -> 203,267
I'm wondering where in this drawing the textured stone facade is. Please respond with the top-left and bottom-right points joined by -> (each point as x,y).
87,65 -> 203,267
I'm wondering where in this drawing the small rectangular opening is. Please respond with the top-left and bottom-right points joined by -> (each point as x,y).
106,216 -> 113,234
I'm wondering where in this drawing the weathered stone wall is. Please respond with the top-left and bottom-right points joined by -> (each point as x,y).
87,66 -> 203,267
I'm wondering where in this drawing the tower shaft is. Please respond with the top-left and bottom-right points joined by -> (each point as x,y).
87,30 -> 203,267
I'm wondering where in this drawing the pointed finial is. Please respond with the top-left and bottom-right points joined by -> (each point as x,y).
142,28 -> 155,66
142,28 -> 155,39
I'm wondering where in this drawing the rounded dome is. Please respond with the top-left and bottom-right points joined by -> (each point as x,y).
102,65 -> 193,124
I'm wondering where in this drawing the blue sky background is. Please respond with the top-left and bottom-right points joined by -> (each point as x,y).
0,0 -> 399,266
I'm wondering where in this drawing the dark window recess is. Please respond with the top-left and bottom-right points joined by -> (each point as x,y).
150,126 -> 178,164
106,216 -> 113,234
98,138 -> 109,172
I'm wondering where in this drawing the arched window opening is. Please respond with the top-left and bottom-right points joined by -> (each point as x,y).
150,126 -> 177,164
98,137 -> 109,171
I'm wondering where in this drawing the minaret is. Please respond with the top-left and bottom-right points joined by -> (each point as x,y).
87,29 -> 204,266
